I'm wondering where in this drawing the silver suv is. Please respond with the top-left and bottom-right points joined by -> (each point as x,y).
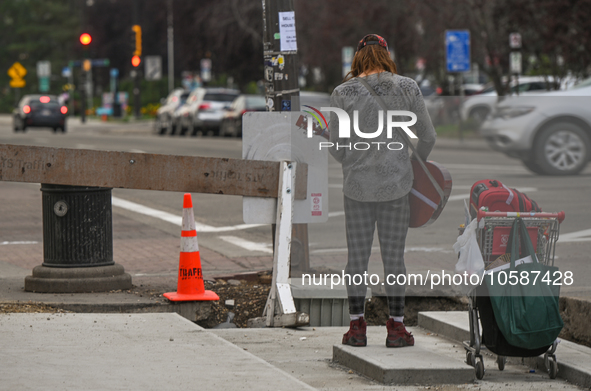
178,88 -> 239,136
480,82 -> 591,175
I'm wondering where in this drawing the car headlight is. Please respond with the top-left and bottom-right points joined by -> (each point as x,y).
493,106 -> 535,119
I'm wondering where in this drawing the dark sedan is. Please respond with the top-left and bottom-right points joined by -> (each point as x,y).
13,95 -> 68,133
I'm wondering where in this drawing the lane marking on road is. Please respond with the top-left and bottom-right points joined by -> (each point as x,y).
448,187 -> 537,202
0,241 -> 38,246
558,228 -> 591,243
218,236 -> 273,254
111,197 -> 265,233
310,246 -> 452,255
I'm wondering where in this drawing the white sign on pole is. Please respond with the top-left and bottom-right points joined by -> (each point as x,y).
144,56 -> 162,81
342,46 -> 354,77
200,58 -> 212,82
509,33 -> 522,49
510,52 -> 522,74
278,11 -> 297,52
36,61 -> 51,77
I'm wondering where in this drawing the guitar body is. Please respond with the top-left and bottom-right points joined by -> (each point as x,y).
409,160 -> 452,228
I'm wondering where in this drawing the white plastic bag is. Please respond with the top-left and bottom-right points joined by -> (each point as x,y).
453,218 -> 485,276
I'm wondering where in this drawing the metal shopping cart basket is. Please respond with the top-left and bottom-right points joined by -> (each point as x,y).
463,209 -> 565,380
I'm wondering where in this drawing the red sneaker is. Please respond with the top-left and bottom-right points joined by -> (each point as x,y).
386,318 -> 414,347
342,317 -> 367,346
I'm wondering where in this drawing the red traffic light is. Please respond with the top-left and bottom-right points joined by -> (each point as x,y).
80,33 -> 92,45
131,55 -> 141,67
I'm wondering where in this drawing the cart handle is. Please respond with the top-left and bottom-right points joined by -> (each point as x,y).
477,210 -> 565,223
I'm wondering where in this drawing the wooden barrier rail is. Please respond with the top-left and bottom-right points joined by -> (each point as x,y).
0,144 -> 307,199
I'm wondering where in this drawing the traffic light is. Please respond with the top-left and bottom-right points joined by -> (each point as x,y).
131,55 -> 141,67
80,33 -> 92,46
131,25 -> 142,56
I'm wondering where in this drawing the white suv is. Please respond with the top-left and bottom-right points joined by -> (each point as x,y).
480,82 -> 591,175
461,77 -> 556,124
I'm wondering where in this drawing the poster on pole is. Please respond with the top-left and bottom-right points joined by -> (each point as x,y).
278,11 -> 297,52
144,56 -> 162,81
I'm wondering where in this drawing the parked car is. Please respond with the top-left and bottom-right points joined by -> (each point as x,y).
461,77 -> 557,124
219,95 -> 266,137
177,88 -> 240,136
155,88 -> 190,135
480,82 -> 591,175
13,94 -> 68,133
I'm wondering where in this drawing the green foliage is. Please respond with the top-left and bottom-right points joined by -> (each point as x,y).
0,0 -> 81,112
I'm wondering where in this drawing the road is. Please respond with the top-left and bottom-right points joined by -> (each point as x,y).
1,115 -> 590,298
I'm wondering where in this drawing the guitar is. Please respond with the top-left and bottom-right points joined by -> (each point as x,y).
409,160 -> 452,228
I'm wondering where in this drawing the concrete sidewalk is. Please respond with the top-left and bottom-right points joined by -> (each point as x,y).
1,311 -> 587,391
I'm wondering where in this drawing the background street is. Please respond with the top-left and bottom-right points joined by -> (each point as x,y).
1,115 -> 590,298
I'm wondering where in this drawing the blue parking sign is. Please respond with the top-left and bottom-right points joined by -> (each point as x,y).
446,30 -> 471,72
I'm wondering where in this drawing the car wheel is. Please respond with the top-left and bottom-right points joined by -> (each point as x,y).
169,119 -> 178,136
60,125 -> 67,133
190,120 -> 200,136
534,122 -> 590,175
156,116 -> 167,135
179,119 -> 189,136
220,120 -> 235,137
236,119 -> 243,138
13,119 -> 20,132
468,107 -> 490,124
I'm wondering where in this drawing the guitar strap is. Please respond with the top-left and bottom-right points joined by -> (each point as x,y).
355,77 -> 445,199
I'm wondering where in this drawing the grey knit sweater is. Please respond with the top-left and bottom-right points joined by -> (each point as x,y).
328,72 -> 437,202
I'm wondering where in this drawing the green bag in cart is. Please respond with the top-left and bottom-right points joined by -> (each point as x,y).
484,218 -> 563,350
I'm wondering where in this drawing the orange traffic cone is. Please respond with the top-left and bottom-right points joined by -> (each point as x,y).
164,194 -> 219,302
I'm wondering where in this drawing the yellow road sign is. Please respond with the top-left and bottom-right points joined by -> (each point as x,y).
8,61 -> 27,88
10,79 -> 26,88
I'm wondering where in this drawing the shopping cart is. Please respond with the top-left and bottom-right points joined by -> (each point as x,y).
463,210 -> 565,380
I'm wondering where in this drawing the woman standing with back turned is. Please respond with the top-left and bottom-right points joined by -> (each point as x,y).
328,34 -> 436,347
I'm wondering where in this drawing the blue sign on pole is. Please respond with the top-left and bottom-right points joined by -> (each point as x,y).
446,30 -> 471,72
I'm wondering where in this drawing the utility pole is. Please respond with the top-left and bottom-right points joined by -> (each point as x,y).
167,0 -> 174,93
133,0 -> 141,119
262,0 -> 309,275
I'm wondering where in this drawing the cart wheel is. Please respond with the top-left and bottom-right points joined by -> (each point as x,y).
497,356 -> 506,371
466,351 -> 475,367
475,357 -> 485,380
548,358 -> 558,379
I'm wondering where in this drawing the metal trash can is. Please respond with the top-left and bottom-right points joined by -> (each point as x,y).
41,184 -> 113,268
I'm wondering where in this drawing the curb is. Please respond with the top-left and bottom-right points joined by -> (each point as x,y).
418,310 -> 591,389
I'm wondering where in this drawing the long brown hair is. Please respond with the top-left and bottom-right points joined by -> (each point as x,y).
343,38 -> 397,82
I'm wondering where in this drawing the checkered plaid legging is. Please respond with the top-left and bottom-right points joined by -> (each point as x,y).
344,194 -> 410,317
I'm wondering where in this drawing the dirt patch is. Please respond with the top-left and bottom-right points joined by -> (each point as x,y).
196,279 -> 271,329
0,303 -> 71,314
365,296 -> 469,326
